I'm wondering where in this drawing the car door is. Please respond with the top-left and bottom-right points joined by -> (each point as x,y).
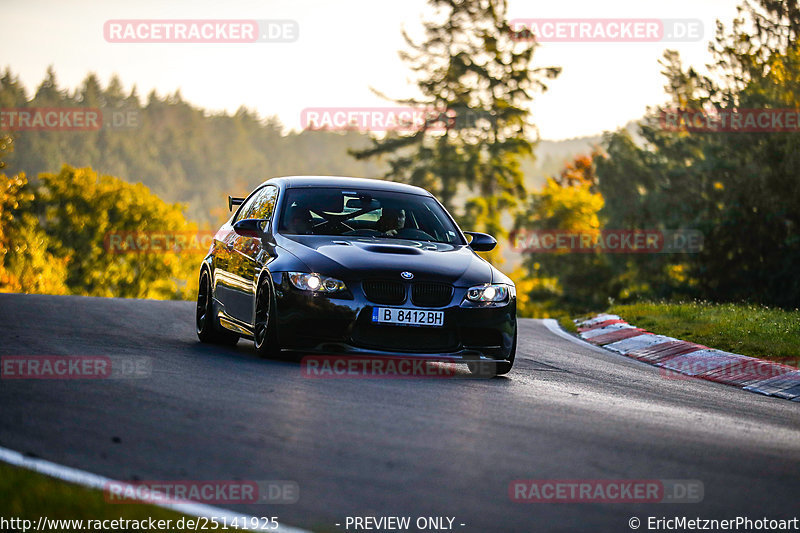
214,187 -> 263,321
228,185 -> 279,325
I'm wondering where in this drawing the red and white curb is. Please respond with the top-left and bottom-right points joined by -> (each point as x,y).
573,314 -> 800,402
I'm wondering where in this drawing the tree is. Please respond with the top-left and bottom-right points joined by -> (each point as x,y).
595,0 -> 800,307
515,154 -> 611,314
351,0 -> 560,264
0,135 -> 69,294
33,165 -> 200,299
0,67 -> 388,226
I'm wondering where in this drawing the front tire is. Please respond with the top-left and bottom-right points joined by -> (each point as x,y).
467,329 -> 516,377
196,270 -> 239,345
254,276 -> 281,358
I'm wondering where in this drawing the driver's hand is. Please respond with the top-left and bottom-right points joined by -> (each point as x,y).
385,229 -> 398,236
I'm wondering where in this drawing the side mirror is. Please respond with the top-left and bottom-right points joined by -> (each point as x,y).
464,231 -> 497,252
233,218 -> 268,238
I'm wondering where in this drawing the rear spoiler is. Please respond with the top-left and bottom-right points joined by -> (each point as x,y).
228,196 -> 245,212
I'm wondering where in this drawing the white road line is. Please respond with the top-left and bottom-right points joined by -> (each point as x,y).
0,446 -> 310,533
541,319 -> 609,354
539,319 -> 652,367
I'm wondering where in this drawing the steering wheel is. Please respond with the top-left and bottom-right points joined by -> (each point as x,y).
313,219 -> 354,234
343,229 -> 382,237
395,228 -> 435,241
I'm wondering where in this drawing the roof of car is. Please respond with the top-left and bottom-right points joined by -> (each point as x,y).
262,176 -> 432,196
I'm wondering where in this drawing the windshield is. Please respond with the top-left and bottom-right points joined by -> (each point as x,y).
278,187 -> 465,245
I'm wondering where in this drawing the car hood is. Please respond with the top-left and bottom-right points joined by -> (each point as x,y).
275,235 -> 494,286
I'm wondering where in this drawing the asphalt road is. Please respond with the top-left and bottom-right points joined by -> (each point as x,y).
1,293 -> 798,532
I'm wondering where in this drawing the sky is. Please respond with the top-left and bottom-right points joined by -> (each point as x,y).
1,0 -> 743,140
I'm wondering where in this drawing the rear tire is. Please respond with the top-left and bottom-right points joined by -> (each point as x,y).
254,276 -> 281,358
196,270 -> 239,345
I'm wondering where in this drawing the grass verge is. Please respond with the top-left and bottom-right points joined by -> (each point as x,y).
0,462 -> 210,532
608,301 -> 800,362
557,316 -> 577,334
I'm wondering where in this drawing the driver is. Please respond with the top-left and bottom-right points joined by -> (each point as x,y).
285,205 -> 313,235
376,208 -> 406,236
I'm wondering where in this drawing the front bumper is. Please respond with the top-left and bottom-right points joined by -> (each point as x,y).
271,273 -> 516,361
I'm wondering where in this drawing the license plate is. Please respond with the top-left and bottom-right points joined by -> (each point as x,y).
372,308 -> 444,327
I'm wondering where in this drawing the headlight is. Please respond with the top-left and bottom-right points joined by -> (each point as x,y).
288,272 -> 347,293
466,284 -> 510,303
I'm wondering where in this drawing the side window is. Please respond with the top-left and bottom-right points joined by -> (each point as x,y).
249,186 -> 278,220
234,189 -> 262,223
233,186 -> 277,222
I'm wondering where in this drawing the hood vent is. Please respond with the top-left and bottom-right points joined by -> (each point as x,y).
362,244 -> 422,255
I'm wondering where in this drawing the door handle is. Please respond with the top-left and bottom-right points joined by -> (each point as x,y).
226,239 -> 235,251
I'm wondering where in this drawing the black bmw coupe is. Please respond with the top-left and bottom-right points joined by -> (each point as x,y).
196,176 -> 517,375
